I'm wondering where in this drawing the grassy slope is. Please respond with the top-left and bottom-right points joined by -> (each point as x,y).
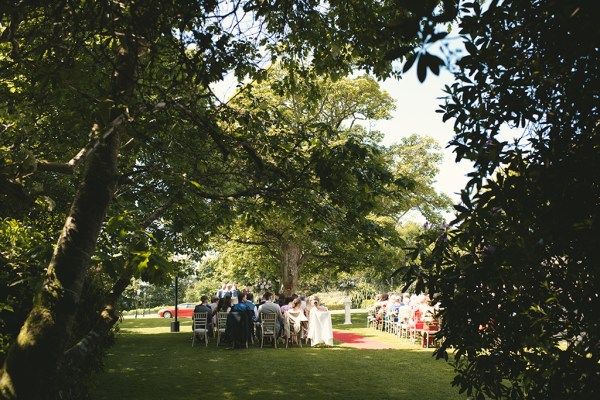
90,312 -> 467,400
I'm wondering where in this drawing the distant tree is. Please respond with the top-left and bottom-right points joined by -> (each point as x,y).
211,70 -> 451,294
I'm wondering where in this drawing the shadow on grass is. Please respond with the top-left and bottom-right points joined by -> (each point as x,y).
91,317 -> 465,400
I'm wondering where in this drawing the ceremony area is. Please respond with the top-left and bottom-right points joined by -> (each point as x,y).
90,312 -> 467,399
2,2 -> 598,399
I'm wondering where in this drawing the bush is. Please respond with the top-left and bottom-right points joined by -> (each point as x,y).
183,278 -> 221,302
361,299 -> 375,309
312,291 -> 346,308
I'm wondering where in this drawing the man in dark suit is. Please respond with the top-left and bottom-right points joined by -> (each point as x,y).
193,295 -> 213,334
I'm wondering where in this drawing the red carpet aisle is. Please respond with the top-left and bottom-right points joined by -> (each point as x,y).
332,330 -> 394,350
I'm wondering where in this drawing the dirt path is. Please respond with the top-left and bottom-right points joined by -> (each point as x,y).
332,330 -> 394,350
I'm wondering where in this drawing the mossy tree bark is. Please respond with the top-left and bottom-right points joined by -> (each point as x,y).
0,132 -> 120,399
0,34 -> 136,398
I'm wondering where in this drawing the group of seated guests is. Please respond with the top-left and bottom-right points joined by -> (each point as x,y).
368,292 -> 440,345
193,290 -> 328,345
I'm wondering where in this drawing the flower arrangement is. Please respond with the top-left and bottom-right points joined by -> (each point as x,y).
257,280 -> 271,290
338,279 -> 356,290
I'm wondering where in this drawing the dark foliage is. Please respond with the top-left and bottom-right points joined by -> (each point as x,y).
401,1 -> 600,398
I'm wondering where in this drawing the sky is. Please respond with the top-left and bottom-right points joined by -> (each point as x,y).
375,69 -> 471,205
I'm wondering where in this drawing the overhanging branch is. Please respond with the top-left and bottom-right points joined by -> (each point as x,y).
37,113 -> 129,174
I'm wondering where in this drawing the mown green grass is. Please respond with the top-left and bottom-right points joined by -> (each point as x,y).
90,312 -> 466,400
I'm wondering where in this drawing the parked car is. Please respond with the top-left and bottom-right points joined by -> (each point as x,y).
158,303 -> 197,318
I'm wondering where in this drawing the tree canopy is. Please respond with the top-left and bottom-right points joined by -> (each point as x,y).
0,1 -> 452,398
5,0 -> 596,399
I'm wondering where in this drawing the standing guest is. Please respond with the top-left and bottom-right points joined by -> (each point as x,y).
245,283 -> 253,295
216,282 -> 227,299
231,281 -> 240,298
193,296 -> 213,333
224,283 -> 233,298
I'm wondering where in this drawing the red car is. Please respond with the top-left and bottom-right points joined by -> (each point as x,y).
158,303 -> 198,318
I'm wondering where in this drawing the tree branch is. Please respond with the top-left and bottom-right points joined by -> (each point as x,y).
37,113 -> 128,174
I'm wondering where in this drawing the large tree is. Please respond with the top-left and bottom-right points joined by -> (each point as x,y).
218,72 -> 398,295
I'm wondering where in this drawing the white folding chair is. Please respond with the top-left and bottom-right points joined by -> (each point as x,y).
192,312 -> 209,347
215,311 -> 229,347
260,312 -> 278,348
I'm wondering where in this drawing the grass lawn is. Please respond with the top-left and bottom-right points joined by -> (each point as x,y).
90,312 -> 467,400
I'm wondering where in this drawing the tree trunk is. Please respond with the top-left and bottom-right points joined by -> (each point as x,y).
280,241 -> 306,296
0,131 -> 120,399
0,35 -> 136,399
59,276 -> 130,372
59,198 -> 175,371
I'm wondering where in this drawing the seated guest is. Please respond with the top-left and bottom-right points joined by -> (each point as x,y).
374,293 -> 389,328
193,295 -> 213,333
255,294 -> 266,309
231,292 -> 249,313
310,295 -> 328,311
245,293 -> 258,321
209,295 -> 219,314
244,292 -> 258,338
299,295 -> 307,311
306,295 -> 333,346
387,295 -> 402,321
291,297 -> 303,312
288,298 -> 308,341
276,293 -> 286,307
305,295 -> 328,317
280,296 -> 296,314
216,295 -> 232,313
258,292 -> 285,334
227,292 -> 253,346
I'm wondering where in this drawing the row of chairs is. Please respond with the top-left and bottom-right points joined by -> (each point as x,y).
192,311 -> 284,348
368,307 -> 440,348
